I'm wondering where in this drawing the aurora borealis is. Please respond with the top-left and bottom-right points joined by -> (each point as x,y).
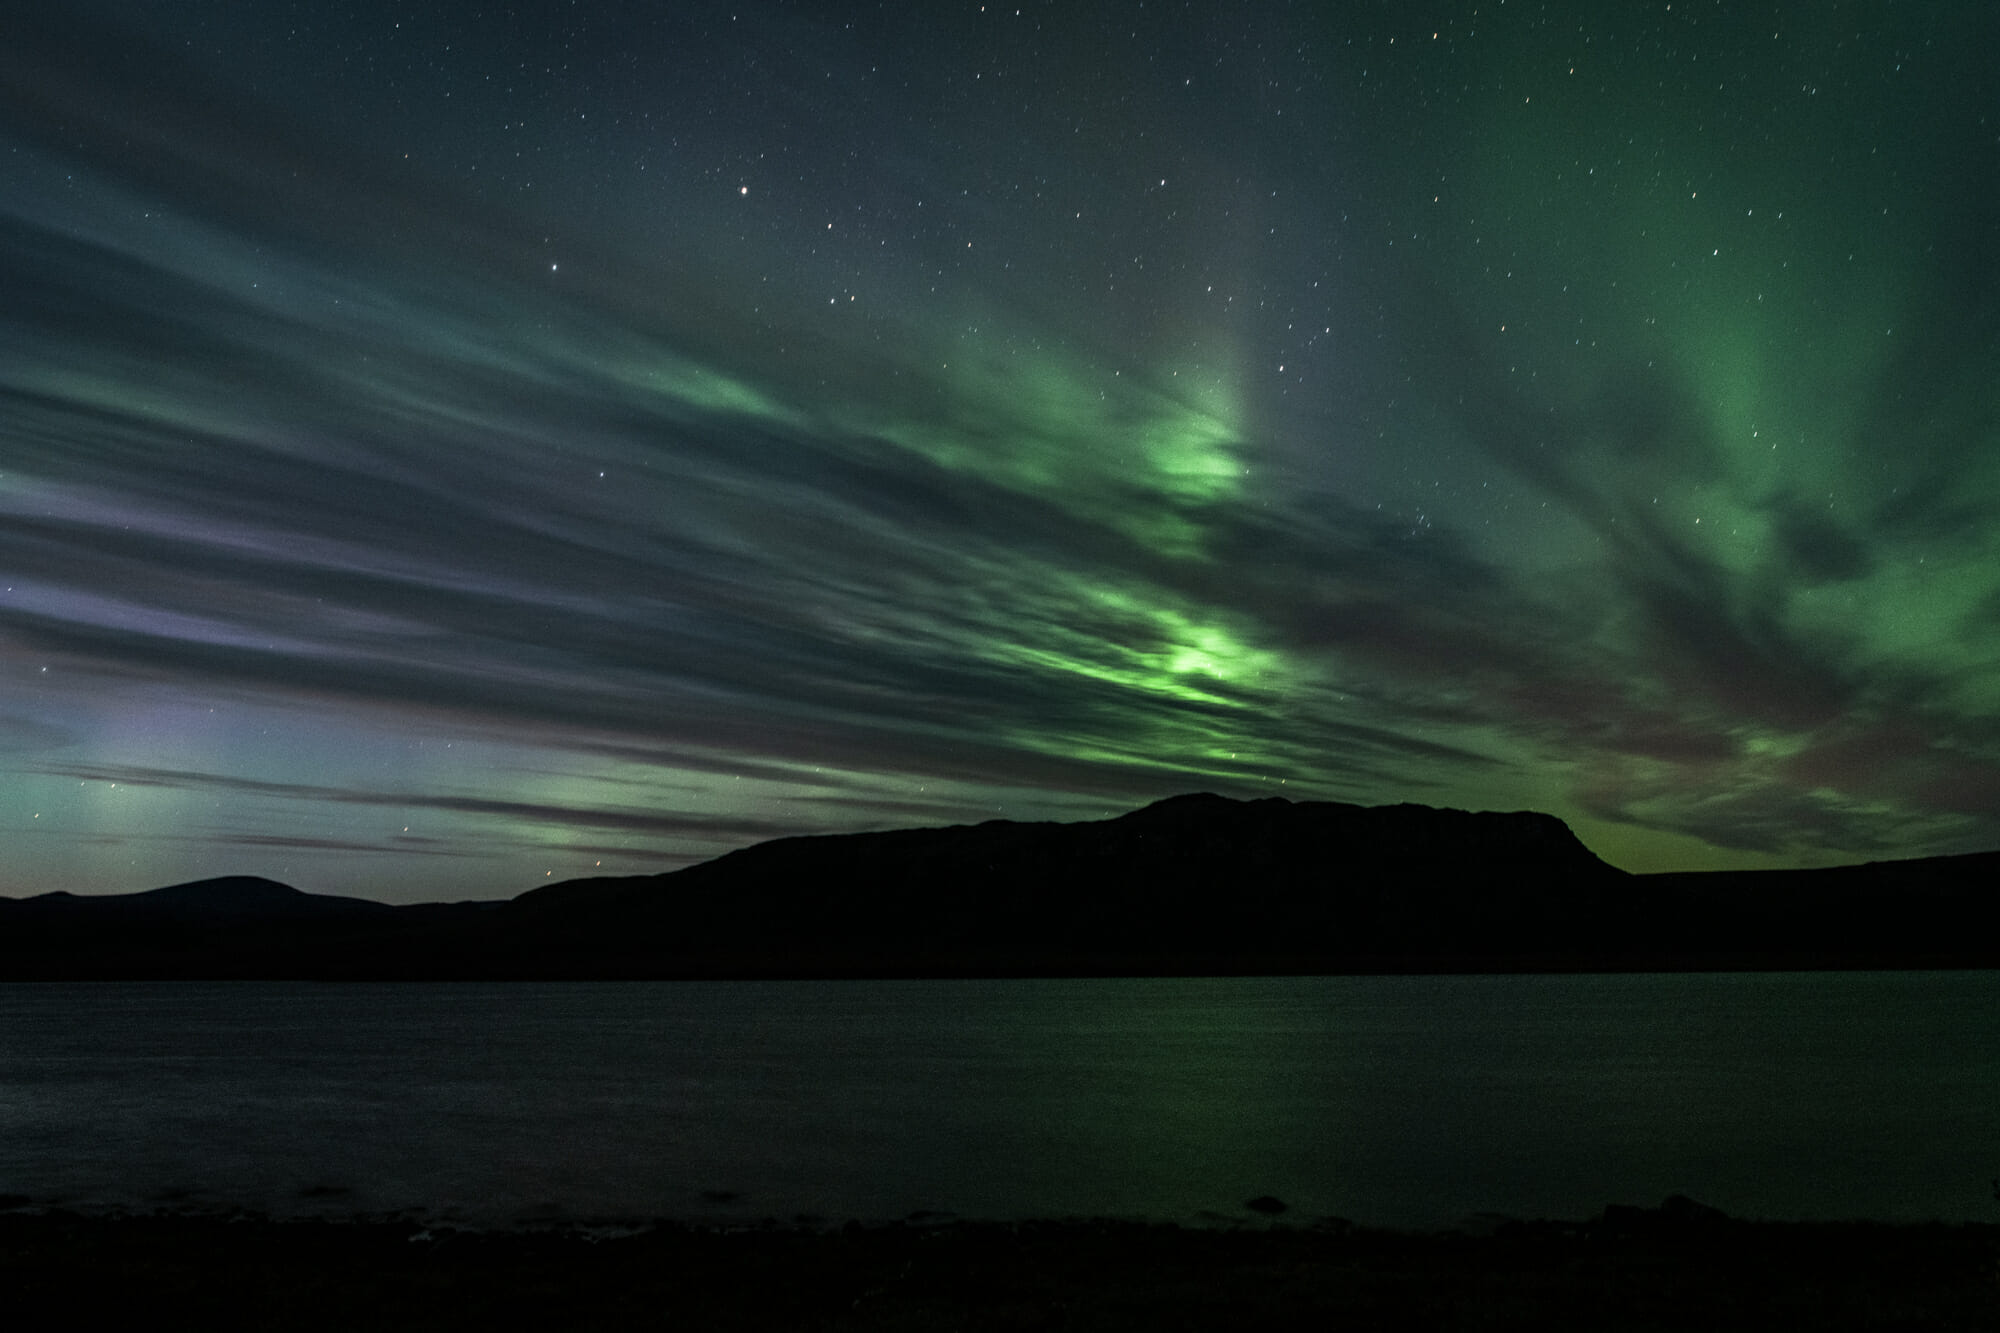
3,2 -> 1995,901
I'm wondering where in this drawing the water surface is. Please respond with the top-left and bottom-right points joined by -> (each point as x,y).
2,973 -> 1993,1228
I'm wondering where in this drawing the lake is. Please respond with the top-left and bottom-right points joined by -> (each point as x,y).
2,972 -> 1994,1230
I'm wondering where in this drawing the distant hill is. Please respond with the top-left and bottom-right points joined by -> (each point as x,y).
2,794 -> 1995,978
4,876 -> 395,923
0,874 -> 471,979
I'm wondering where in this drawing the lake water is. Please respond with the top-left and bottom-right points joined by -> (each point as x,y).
2,973 -> 1994,1230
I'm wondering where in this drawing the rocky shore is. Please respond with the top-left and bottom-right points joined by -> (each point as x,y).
3,1203 -> 1994,1330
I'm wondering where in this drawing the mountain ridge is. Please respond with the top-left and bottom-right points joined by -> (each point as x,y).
3,793 -> 1995,978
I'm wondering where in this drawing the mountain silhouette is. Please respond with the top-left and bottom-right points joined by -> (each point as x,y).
2,794 -> 1995,978
504,793 -> 1633,972
6,876 -> 395,924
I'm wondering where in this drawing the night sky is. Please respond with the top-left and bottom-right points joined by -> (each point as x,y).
4,2 -> 1995,902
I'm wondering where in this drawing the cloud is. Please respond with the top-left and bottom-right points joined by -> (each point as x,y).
1580,771 -> 1919,857
36,762 -> 807,844
0,711 -> 75,755
207,833 -> 476,858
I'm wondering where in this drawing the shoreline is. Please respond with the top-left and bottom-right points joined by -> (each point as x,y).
6,1204 -> 1995,1330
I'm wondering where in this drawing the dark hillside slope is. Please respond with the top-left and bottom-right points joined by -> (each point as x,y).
1639,850 -> 2000,966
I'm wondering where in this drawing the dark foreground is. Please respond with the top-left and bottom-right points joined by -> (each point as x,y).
2,1209 -> 1995,1331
